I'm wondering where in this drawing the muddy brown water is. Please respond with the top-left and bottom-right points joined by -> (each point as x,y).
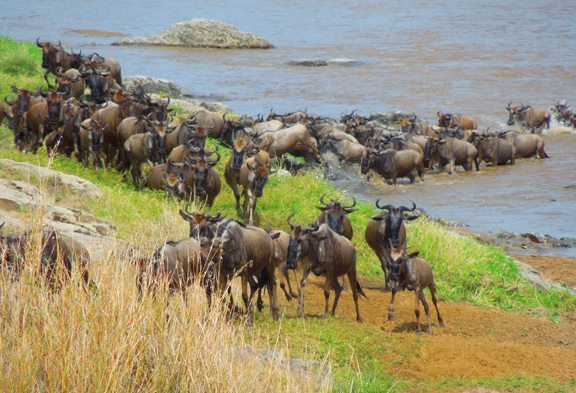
2,1 -> 575,254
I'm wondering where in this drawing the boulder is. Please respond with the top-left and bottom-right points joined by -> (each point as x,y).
113,19 -> 273,49
0,159 -> 102,198
288,59 -> 328,67
123,76 -> 184,99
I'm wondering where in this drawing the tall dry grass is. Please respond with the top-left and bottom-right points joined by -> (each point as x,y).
0,233 -> 331,392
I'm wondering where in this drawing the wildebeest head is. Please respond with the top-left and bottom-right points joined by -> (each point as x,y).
316,193 -> 356,236
360,149 -> 376,174
82,118 -> 106,150
252,165 -> 270,198
59,98 -> 81,129
505,102 -> 532,126
46,91 -> 63,126
161,160 -> 186,199
179,203 -> 222,238
423,138 -> 438,168
286,213 -> 304,270
371,200 -> 418,248
36,38 -> 61,70
80,65 -> 111,104
437,111 -> 452,128
7,85 -> 33,117
232,136 -> 249,170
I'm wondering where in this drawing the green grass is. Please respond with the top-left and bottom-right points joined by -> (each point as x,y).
1,35 -> 575,392
0,37 -> 46,98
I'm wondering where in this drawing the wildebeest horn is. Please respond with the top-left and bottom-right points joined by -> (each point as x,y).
343,196 -> 357,209
0,222 -> 4,232
36,37 -> 43,47
319,193 -> 329,206
375,199 -> 394,210
207,151 -> 221,166
184,201 -> 194,215
11,84 -> 21,94
399,201 -> 417,212
287,212 -> 297,229
437,111 -> 441,117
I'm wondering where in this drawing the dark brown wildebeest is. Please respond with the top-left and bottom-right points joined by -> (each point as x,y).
211,218 -> 280,320
316,193 -> 356,240
36,38 -> 62,87
385,247 -> 444,335
224,136 -> 259,212
86,53 -> 123,86
181,156 -> 222,208
167,127 -> 209,164
78,118 -> 107,168
56,68 -> 85,100
437,111 -> 478,131
44,97 -> 84,157
91,89 -> 133,165
423,136 -> 478,174
147,161 -> 187,199
187,110 -> 228,139
178,206 -> 222,239
286,216 -> 367,322
473,134 -> 515,166
268,229 -> 299,301
506,102 -> 551,132
24,90 -> 63,153
364,201 -> 418,286
80,64 -> 120,104
360,148 -> 424,185
239,156 -> 271,225
323,138 -> 366,167
0,223 -> 93,289
123,121 -> 168,189
266,109 -> 308,126
4,85 -> 44,150
498,131 -> 549,159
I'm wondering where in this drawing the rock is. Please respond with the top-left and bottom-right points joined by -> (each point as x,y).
112,19 -> 273,49
0,178 -> 50,210
288,59 -> 328,67
0,159 -> 102,198
123,76 -> 184,99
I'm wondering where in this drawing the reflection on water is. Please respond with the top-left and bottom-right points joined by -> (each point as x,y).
1,0 -> 575,253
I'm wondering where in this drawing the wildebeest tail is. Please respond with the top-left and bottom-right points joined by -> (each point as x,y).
356,282 -> 368,299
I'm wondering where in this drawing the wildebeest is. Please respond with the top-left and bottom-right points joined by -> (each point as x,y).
316,193 -> 356,240
178,206 -> 222,239
238,150 -> 272,225
385,248 -> 444,335
36,38 -> 63,87
4,85 -> 44,149
24,90 -> 63,153
224,136 -> 258,212
506,102 -> 551,132
188,110 -> 228,139
255,123 -> 323,163
211,218 -> 280,319
0,224 -> 93,289
437,111 -> 478,130
364,201 -> 418,286
267,229 -> 298,301
86,53 -> 123,86
498,131 -> 549,159
424,137 -> 478,173
80,64 -> 120,104
146,161 -> 187,199
44,97 -> 84,157
56,68 -> 85,100
79,118 -> 107,168
181,156 -> 222,208
474,134 -> 515,166
123,121 -> 168,189
287,216 -> 367,322
361,148 -> 424,185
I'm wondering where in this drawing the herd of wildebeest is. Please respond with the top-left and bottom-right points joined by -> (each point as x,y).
0,40 -> 574,333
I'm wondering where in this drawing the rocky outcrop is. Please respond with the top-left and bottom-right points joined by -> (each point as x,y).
0,159 -> 102,198
288,58 -> 364,67
123,76 -> 184,99
113,19 -> 273,49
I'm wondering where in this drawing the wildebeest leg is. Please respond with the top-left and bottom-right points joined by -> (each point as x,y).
297,267 -> 311,317
322,278 -> 331,316
414,289 -> 422,335
329,277 -> 343,317
429,285 -> 445,328
448,159 -> 455,175
241,274 -> 250,312
248,275 -> 264,312
419,291 -> 432,334
407,173 -> 415,183
388,289 -> 397,321
346,270 -> 363,322
379,253 -> 390,290
265,264 -> 279,320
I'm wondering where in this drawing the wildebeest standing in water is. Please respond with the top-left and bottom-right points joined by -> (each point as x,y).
506,102 -> 551,132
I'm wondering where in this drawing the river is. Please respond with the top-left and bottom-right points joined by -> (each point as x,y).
2,0 -> 575,254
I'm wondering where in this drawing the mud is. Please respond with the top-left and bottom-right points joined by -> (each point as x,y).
281,275 -> 576,382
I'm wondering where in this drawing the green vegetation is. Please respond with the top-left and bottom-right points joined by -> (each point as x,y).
0,35 -> 574,392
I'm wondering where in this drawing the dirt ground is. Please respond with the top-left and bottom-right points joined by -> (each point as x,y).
280,257 -> 576,383
513,254 -> 576,290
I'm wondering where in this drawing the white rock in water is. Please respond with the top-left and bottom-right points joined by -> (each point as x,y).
113,19 -> 273,49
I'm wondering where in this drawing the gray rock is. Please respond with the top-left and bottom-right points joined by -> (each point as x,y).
0,159 -> 102,198
0,179 -> 50,210
123,76 -> 184,99
113,19 -> 273,49
288,59 -> 328,67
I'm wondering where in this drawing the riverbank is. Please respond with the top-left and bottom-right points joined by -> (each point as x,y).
1,36 -> 575,391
